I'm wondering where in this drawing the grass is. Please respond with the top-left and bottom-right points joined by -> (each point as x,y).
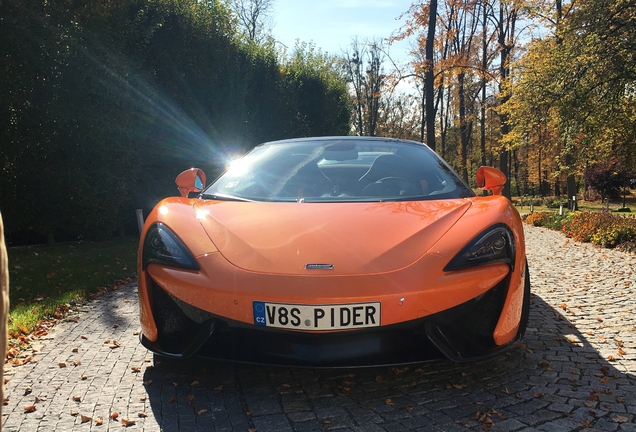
7,237 -> 138,338
514,192 -> 636,214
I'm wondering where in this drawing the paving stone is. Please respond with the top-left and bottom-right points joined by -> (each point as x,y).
3,225 -> 636,431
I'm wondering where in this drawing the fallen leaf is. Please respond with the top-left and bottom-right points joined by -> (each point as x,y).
24,387 -> 32,395
186,394 -> 195,401
190,380 -> 200,386
81,414 -> 92,423
72,395 -> 81,402
121,418 -> 136,427
24,405 -> 36,413
246,409 -> 253,416
581,420 -> 592,428
59,362 -> 67,368
70,409 -> 79,416
80,374 -> 87,380
71,348 -> 78,353
110,412 -> 119,420
138,412 -> 148,418
80,335 -> 88,339
197,409 -> 208,415
95,416 -> 103,425
143,380 -> 152,386
131,367 -> 141,373
612,415 -> 629,423
385,398 -> 394,406
34,396 -> 46,402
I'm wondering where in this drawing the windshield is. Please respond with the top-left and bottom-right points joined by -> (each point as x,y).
203,138 -> 474,202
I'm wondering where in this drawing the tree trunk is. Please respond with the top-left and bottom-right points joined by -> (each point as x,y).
425,0 -> 438,150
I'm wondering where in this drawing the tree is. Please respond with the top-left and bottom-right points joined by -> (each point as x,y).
584,158 -> 624,202
230,0 -> 275,43
343,39 -> 386,136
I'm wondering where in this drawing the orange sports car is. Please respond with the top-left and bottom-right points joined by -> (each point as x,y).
138,136 -> 529,367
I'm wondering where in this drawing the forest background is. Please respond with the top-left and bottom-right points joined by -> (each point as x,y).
1,0 -> 635,246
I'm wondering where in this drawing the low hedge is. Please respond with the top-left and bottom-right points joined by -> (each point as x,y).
524,211 -> 636,252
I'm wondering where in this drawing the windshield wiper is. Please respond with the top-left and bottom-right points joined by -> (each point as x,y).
200,193 -> 253,202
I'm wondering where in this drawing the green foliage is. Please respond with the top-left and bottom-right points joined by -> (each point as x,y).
544,197 -> 568,209
519,196 -> 544,207
0,0 -> 351,245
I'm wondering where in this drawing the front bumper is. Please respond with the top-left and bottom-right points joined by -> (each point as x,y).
141,276 -> 519,367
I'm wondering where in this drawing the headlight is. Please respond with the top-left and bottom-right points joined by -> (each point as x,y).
444,224 -> 515,271
142,223 -> 200,271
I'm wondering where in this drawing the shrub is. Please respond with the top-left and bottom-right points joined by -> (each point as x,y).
544,197 -> 567,209
519,196 -> 544,206
524,211 -> 567,229
531,210 -> 636,249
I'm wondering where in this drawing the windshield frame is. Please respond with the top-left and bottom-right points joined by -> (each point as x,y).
201,137 -> 475,203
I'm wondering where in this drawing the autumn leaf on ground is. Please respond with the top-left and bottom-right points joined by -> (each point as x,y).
34,396 -> 46,402
375,376 -> 383,383
581,420 -> 592,428
80,414 -> 92,423
24,405 -> 36,413
80,374 -> 87,380
110,412 -> 119,420
143,380 -> 152,386
131,367 -> 140,373
72,395 -> 81,402
138,412 -> 148,418
385,398 -> 394,406
59,362 -> 67,368
71,360 -> 81,366
95,416 -> 104,425
612,415 -> 629,423
391,366 -> 408,374
213,385 -> 223,391
197,409 -> 208,415
24,387 -> 32,395
80,335 -> 88,339
71,347 -> 78,353
70,409 -> 79,416
190,380 -> 200,386
121,418 -> 136,427
246,409 -> 253,416
186,394 -> 195,401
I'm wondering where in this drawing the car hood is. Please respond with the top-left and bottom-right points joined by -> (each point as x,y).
194,200 -> 471,275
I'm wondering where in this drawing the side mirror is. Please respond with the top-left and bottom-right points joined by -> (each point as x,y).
175,168 -> 206,197
476,166 -> 506,196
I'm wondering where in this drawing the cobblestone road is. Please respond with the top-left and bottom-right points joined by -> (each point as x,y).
3,225 -> 636,431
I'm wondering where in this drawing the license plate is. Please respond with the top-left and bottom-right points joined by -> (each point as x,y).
253,301 -> 381,330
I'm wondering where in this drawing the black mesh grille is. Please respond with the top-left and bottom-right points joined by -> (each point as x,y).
149,279 -> 201,348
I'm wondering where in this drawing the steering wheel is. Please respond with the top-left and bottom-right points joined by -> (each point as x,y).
376,176 -> 411,184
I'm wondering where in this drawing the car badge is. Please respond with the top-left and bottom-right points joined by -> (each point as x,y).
305,263 -> 334,270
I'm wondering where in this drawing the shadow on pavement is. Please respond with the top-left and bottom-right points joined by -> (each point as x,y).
142,293 -> 636,431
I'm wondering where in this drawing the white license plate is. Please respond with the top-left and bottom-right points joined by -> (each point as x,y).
253,301 -> 381,330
